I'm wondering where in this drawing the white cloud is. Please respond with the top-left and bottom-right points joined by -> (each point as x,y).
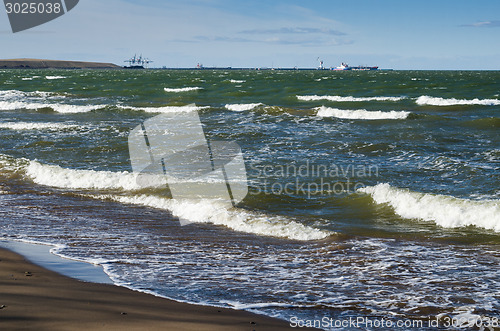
461,20 -> 500,27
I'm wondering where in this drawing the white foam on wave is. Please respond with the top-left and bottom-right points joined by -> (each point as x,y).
0,90 -> 102,113
21,76 -> 40,81
359,183 -> 500,232
45,76 -> 66,80
25,160 -> 166,190
0,89 -> 55,99
11,157 -> 330,241
416,95 -> 500,106
229,79 -> 245,83
0,122 -> 80,131
298,95 -> 404,102
104,194 -> 330,241
47,103 -> 103,113
118,104 -> 209,113
316,106 -> 410,120
164,87 -> 203,92
225,103 -> 263,111
0,100 -> 103,113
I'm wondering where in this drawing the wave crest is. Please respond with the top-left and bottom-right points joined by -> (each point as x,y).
117,104 -> 209,113
104,194 -> 330,241
25,161 -> 165,190
3,156 -> 330,241
316,106 -> 410,120
225,103 -> 263,111
298,95 -> 404,102
0,122 -> 80,131
164,87 -> 203,92
359,183 -> 500,232
416,95 -> 500,106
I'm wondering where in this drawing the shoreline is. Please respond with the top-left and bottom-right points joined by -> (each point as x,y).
0,246 -> 306,330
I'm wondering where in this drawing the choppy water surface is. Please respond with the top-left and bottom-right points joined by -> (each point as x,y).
1,69 -> 499,329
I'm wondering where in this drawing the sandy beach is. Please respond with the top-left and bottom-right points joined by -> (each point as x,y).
0,247 -> 301,331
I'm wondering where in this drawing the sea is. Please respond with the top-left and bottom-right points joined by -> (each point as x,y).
0,69 -> 499,330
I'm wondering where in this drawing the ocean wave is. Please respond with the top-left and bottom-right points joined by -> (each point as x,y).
103,194 -> 330,241
0,153 -> 30,174
316,106 -> 410,120
0,89 -> 56,99
359,183 -> 500,232
45,76 -> 66,80
0,122 -> 80,131
298,95 -> 404,102
117,104 -> 209,113
5,155 -> 330,241
25,160 -> 166,190
229,79 -> 245,83
0,100 -> 103,113
416,95 -> 500,106
164,87 -> 203,92
225,103 -> 263,111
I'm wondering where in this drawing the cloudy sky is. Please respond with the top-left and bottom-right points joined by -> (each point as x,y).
1,0 -> 500,69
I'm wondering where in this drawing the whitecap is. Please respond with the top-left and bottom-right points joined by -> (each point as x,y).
103,194 -> 330,241
45,76 -> 66,80
298,95 -> 404,102
118,104 -> 209,113
164,87 -> 203,92
25,160 -> 165,191
316,106 -> 410,120
416,95 -> 500,106
359,183 -> 500,231
0,100 -> 103,113
225,103 -> 263,111
0,122 -> 80,131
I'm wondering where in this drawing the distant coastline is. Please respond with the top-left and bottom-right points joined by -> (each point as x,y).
0,58 -> 120,69
0,59 -> 398,70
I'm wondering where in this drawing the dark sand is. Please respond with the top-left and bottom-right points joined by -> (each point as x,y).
0,59 -> 120,69
0,248 -> 308,330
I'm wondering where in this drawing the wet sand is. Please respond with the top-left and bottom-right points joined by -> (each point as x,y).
0,248 -> 304,330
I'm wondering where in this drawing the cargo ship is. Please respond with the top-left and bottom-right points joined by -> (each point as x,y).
333,62 -> 378,71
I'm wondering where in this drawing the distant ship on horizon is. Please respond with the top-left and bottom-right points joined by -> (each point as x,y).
124,54 -> 153,69
332,62 -> 379,71
317,58 -> 379,71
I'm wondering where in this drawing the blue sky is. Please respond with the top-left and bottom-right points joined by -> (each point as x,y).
1,0 -> 500,69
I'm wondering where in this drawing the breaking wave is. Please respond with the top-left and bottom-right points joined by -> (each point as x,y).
164,87 -> 203,92
298,95 -> 404,102
105,195 -> 330,241
0,100 -> 103,113
25,160 -> 161,190
1,155 -> 330,241
416,95 -> 500,106
0,89 -> 102,113
117,104 -> 209,113
359,183 -> 500,232
225,103 -> 263,111
316,106 -> 410,120
0,122 -> 80,131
